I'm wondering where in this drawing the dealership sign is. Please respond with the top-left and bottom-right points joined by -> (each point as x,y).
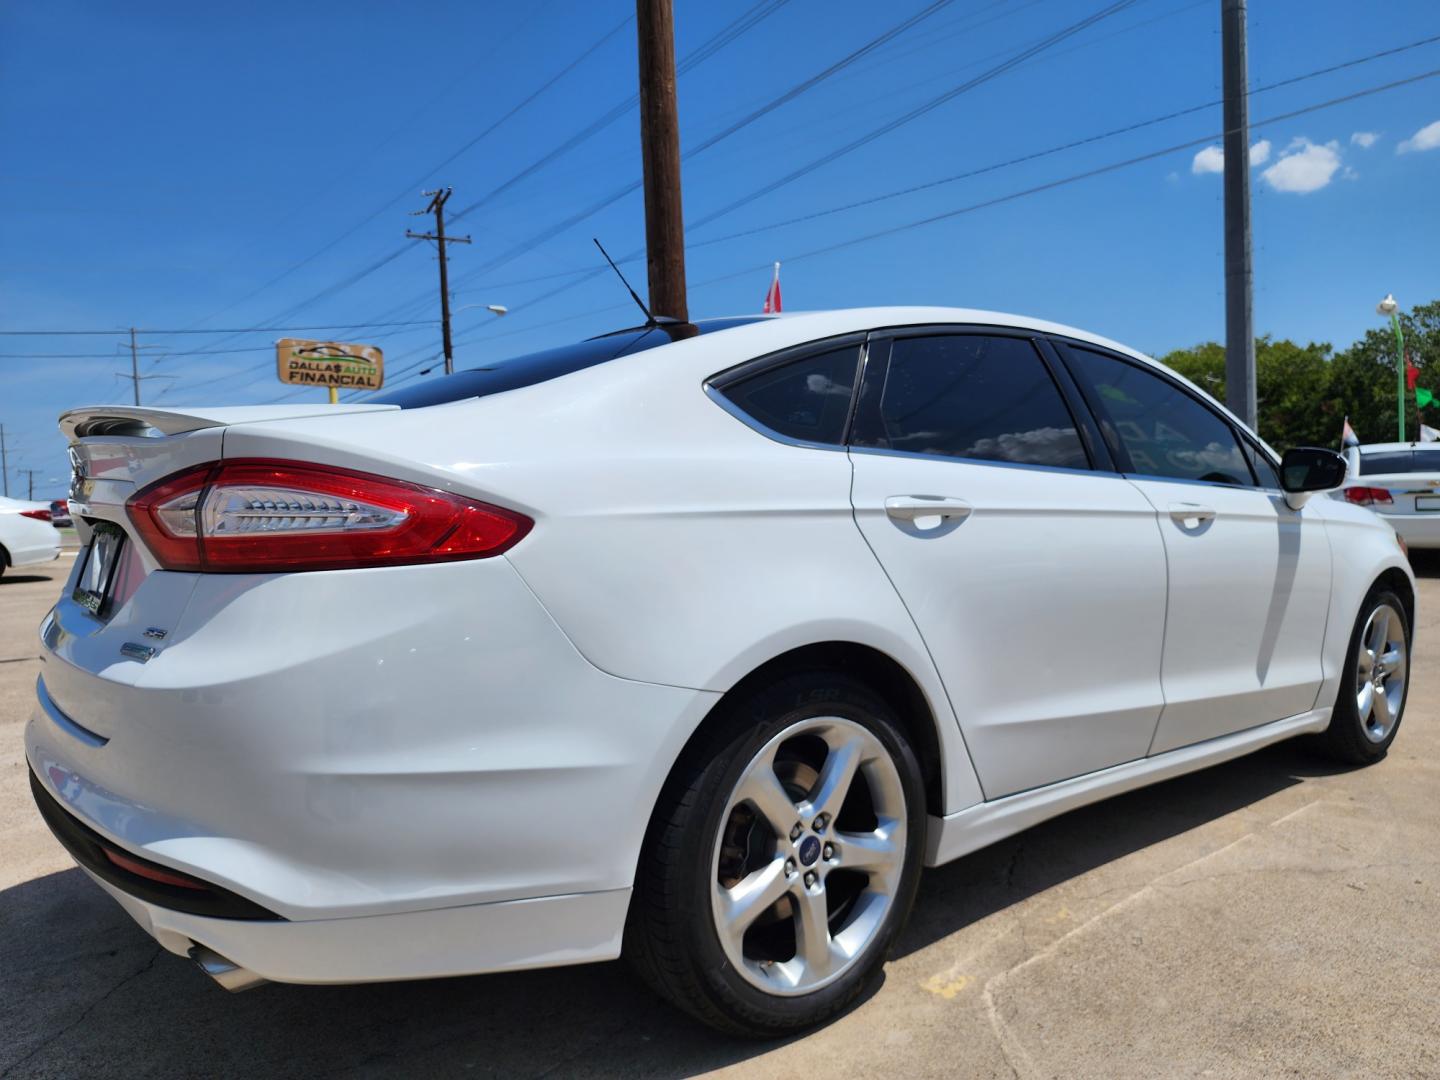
276,339 -> 384,391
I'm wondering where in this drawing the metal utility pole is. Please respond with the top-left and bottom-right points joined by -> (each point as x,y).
407,189 -> 471,376
1221,0 -> 1256,429
21,469 -> 38,500
636,0 -> 689,323
0,424 -> 8,496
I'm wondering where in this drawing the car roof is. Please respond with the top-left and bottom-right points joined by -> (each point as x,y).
1357,442 -> 1440,453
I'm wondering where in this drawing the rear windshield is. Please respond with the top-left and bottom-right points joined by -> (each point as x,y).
1359,450 -> 1440,476
368,317 -> 767,409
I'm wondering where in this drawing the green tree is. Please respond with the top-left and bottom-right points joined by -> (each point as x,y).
1159,336 -> 1333,450
1156,298 -> 1440,451
1330,298 -> 1440,443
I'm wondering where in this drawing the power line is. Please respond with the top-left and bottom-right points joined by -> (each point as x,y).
445,0 -> 963,288
188,2 -> 791,362
0,319 -> 439,337
687,0 -> 1142,233
442,0 -> 1142,309
284,0 -> 799,337
179,0 -> 562,331
442,65 -> 1440,357
687,30 -> 1440,251
440,31 -> 1440,337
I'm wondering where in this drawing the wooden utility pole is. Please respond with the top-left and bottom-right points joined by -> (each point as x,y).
0,424 -> 8,497
129,327 -> 141,405
1221,0 -> 1256,429
407,188 -> 471,375
636,0 -> 689,323
21,469 -> 38,500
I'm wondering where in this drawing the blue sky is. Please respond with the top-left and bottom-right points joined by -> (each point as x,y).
3,0 -> 1439,498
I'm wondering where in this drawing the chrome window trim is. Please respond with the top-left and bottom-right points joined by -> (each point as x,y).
849,443 -> 1120,480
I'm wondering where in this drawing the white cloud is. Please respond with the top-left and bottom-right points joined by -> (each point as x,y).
1351,131 -> 1379,149
1191,145 -> 1224,174
1260,138 -> 1342,194
1190,141 -> 1271,174
1398,120 -> 1440,153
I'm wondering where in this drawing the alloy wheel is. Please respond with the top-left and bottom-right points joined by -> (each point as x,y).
709,716 -> 907,996
1354,601 -> 1407,743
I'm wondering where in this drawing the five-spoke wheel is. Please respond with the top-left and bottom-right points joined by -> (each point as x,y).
1353,601 -> 1407,744
626,673 -> 924,1036
1322,587 -> 1411,764
711,717 -> 906,995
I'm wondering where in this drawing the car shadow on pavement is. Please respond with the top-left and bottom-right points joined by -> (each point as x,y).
1408,550 -> 1440,579
0,739 -> 1352,1078
0,574 -> 54,587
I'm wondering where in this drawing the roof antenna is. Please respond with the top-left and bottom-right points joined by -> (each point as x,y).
593,238 -> 655,327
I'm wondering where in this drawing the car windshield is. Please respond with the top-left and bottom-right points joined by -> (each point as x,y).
368,317 -> 767,409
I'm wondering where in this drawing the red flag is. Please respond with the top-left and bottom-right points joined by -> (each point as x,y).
762,262 -> 782,314
1406,352 -> 1419,391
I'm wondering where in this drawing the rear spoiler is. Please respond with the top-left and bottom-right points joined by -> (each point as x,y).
58,404 -> 398,440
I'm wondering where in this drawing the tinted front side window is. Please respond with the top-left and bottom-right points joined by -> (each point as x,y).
717,346 -> 859,445
1066,347 -> 1252,485
1245,442 -> 1282,489
853,335 -> 1087,468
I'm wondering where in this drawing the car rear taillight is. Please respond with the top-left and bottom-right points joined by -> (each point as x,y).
19,508 -> 52,522
127,459 -> 531,572
1343,486 -> 1394,507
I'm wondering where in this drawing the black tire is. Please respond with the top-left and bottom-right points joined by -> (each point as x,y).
1318,586 -> 1411,765
624,672 -> 927,1037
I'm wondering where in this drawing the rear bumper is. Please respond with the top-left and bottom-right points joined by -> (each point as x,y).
1382,511 -> 1440,549
86,867 -> 631,985
28,556 -> 719,980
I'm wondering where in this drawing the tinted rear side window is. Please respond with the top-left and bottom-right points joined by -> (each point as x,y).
1065,346 -> 1252,486
1358,451 -> 1434,475
852,334 -> 1088,468
716,346 -> 860,445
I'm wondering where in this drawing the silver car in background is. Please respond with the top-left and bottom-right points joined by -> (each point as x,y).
1340,442 -> 1440,549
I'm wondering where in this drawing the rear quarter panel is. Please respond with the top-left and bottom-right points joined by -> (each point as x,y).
227,320 -> 988,812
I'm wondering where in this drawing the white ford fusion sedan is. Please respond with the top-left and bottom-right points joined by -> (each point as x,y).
29,308 -> 1413,1036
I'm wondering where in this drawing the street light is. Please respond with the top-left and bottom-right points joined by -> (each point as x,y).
419,304 -> 507,375
1377,293 -> 1406,442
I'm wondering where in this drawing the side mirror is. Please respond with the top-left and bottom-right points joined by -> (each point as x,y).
1280,447 -> 1347,508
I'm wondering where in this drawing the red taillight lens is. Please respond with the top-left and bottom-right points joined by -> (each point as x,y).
1343,486 -> 1394,507
127,459 -> 531,573
20,508 -> 52,522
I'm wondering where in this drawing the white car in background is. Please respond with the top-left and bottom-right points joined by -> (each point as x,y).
28,309 -> 1413,1036
0,495 -> 61,577
1340,441 -> 1440,549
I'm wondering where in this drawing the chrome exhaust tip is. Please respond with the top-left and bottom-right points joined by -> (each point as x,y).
188,944 -> 267,992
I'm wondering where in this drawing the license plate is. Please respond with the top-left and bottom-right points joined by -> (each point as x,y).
1418,496 -> 1440,512
72,522 -> 127,616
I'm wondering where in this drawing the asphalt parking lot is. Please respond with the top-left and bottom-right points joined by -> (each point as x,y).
2,553 -> 1437,1079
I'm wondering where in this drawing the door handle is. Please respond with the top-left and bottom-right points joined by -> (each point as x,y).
884,496 -> 973,522
1168,502 -> 1217,526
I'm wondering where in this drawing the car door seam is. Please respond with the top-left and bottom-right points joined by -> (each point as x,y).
843,447 -> 989,800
